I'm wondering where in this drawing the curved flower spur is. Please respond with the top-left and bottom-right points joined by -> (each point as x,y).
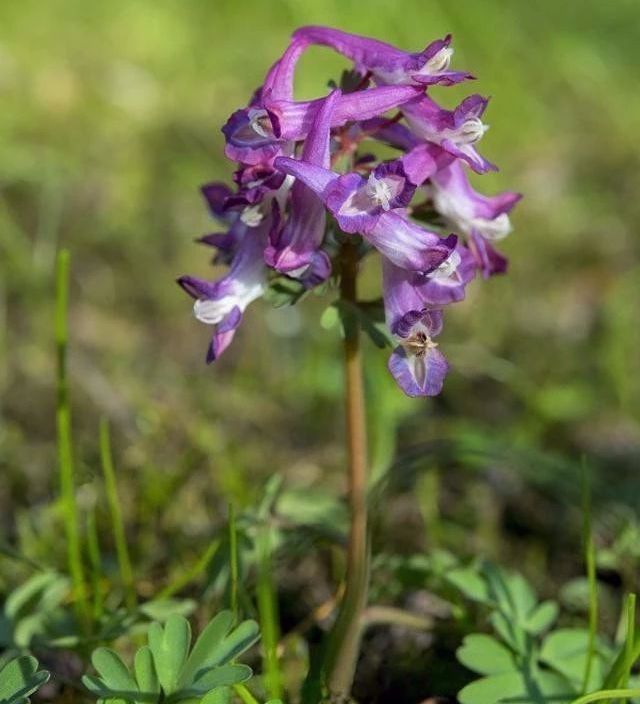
178,26 -> 521,397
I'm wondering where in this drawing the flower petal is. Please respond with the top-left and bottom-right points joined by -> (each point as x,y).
388,344 -> 449,397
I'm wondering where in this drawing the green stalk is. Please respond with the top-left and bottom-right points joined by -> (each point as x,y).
622,593 -> 636,694
157,539 -> 220,600
257,522 -> 283,700
86,508 -> 104,622
571,690 -> 640,704
99,418 -> 136,610
323,241 -> 370,698
582,462 -> 598,693
228,503 -> 239,622
233,684 -> 261,704
55,249 -> 89,629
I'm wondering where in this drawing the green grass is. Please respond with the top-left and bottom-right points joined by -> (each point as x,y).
1,2 -> 639,701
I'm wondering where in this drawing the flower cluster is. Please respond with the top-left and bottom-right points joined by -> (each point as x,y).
178,27 -> 521,397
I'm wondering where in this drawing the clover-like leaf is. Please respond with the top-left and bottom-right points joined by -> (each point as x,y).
0,655 -> 50,704
524,600 -> 559,635
91,648 -> 138,694
148,614 -> 191,695
458,668 -> 575,704
134,647 -> 159,699
184,664 -> 252,695
457,634 -> 516,676
540,628 -> 610,690
446,566 -> 490,604
178,611 -> 234,686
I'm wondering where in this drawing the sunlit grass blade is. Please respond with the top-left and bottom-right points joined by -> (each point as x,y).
55,248 -> 89,630
233,683 -> 260,704
570,689 -> 640,704
228,503 -> 239,622
581,459 -> 598,694
157,538 -> 220,600
99,418 -> 136,611
257,522 -> 283,701
622,593 -> 636,693
86,507 -> 104,623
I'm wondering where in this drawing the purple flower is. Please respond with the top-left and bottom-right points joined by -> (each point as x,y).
274,154 -> 457,272
222,85 -> 421,165
293,26 -> 473,87
429,160 -> 521,276
412,243 -> 477,305
383,260 -> 449,396
177,223 -> 269,362
401,94 -> 496,174
264,90 -> 340,277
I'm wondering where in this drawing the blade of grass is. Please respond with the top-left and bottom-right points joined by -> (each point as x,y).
582,459 -> 598,694
622,593 -> 636,694
86,508 -> 104,623
228,503 -> 239,622
157,538 -> 220,600
233,683 -> 260,704
257,522 -> 283,701
99,418 -> 136,611
570,690 -> 640,704
602,631 -> 640,692
55,248 -> 89,630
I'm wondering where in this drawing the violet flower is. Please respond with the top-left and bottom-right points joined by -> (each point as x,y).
294,26 -> 473,87
179,26 -> 521,397
383,260 -> 449,397
274,153 -> 457,273
177,221 -> 269,363
401,94 -> 496,173
429,160 -> 521,276
223,84 -> 422,165
264,89 -> 340,277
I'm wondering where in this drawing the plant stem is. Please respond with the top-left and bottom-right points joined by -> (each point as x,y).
99,418 -> 137,611
228,502 -> 239,622
324,241 -> 370,698
55,249 -> 89,630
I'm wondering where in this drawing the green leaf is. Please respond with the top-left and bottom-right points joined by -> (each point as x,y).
458,671 -> 528,704
178,611 -> 234,686
210,620 -> 260,667
264,276 -> 305,308
138,598 -> 196,621
4,572 -> 61,620
134,647 -> 159,700
91,648 -> 138,693
200,688 -> 232,704
489,611 -> 528,655
148,615 -> 191,695
458,668 -> 575,704
524,600 -> 559,635
457,634 -> 516,675
0,655 -> 50,704
540,628 -> 608,689
186,664 -> 252,695
447,567 -> 490,604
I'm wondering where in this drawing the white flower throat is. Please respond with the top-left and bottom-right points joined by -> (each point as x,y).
420,46 -> 453,75
365,174 -> 394,211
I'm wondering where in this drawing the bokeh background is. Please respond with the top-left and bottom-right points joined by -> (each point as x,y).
1,0 -> 639,699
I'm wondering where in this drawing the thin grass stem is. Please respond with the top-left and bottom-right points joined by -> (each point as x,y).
228,503 -> 239,622
99,418 -> 136,611
157,539 -> 220,600
55,249 -> 89,630
86,508 -> 104,623
257,522 -> 283,700
582,460 -> 598,693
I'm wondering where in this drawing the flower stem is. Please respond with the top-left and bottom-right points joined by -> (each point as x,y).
324,241 -> 370,698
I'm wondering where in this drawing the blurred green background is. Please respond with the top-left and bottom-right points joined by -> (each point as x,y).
1,0 -> 639,662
